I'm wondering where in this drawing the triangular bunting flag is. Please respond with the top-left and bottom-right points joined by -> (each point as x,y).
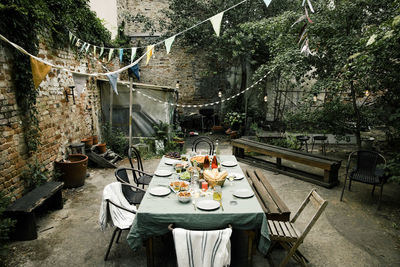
72,73 -> 88,97
85,44 -> 90,54
131,47 -> 137,63
210,12 -> 224,37
263,0 -> 272,7
30,57 -> 51,89
106,73 -> 119,95
146,45 -> 154,65
79,42 -> 87,53
75,39 -> 81,47
71,35 -> 76,45
119,48 -> 124,62
108,48 -> 114,61
93,46 -> 96,57
99,47 -> 104,58
69,32 -> 73,41
165,35 -> 175,54
129,64 -> 140,80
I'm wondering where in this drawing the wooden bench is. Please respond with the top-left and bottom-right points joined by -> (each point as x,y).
245,169 -> 291,222
6,181 -> 64,240
233,138 -> 342,188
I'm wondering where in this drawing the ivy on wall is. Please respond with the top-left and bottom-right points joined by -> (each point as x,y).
0,0 -> 112,154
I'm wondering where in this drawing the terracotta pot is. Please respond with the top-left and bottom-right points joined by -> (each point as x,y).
81,138 -> 93,149
96,143 -> 106,154
92,135 -> 98,145
55,154 -> 88,188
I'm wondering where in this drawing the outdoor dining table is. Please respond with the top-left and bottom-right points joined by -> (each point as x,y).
126,155 -> 270,265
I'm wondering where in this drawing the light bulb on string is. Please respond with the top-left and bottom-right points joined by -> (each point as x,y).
313,93 -> 317,102
176,81 -> 180,89
218,90 -> 222,98
264,95 -> 268,102
365,90 -> 370,97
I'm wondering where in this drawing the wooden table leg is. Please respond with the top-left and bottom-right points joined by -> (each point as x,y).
146,237 -> 154,267
245,230 -> 256,266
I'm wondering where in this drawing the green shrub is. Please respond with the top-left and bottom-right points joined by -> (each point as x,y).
386,153 -> 400,184
21,157 -> 50,193
101,123 -> 129,156
0,192 -> 15,263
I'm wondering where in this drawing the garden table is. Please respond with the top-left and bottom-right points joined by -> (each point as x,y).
126,155 -> 270,265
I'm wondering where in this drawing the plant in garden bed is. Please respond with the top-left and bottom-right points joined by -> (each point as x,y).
224,112 -> 245,131
101,123 -> 128,156
0,191 -> 15,264
21,157 -> 51,193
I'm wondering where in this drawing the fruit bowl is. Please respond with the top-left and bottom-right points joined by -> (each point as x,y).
177,191 -> 192,203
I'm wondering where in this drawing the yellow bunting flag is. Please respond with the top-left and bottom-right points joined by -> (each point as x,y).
146,45 -> 154,65
30,57 -> 51,89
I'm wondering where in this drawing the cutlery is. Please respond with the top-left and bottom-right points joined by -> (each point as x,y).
219,200 -> 224,211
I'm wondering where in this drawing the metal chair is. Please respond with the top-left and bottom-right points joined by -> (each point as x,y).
340,150 -> 387,209
128,146 -> 153,188
101,182 -> 145,261
311,135 -> 328,155
267,189 -> 328,267
192,136 -> 214,155
296,135 -> 310,153
115,167 -> 147,205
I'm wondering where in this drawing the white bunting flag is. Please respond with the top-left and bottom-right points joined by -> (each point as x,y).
164,35 -> 176,54
108,48 -> 114,61
79,42 -> 87,53
85,44 -> 90,53
210,12 -> 224,37
263,0 -> 272,7
93,46 -> 96,57
99,47 -> 104,58
131,47 -> 137,63
69,32 -> 73,41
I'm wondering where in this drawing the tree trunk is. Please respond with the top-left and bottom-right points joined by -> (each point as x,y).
350,81 -> 362,149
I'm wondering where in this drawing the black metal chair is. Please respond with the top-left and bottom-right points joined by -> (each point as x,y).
296,135 -> 310,153
128,146 -> 153,188
192,136 -> 214,155
102,182 -> 145,261
115,167 -> 147,205
340,150 -> 387,209
311,135 -> 328,155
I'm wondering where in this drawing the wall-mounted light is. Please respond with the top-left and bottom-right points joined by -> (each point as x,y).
365,90 -> 370,97
313,93 -> 318,102
264,95 -> 268,102
176,81 -> 180,90
218,90 -> 222,98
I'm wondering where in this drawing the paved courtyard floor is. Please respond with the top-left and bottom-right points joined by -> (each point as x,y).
4,138 -> 400,266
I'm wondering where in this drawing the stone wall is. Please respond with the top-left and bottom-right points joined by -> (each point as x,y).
116,0 -> 219,106
0,42 -> 103,200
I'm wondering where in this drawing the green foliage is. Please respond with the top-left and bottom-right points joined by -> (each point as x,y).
101,123 -> 128,156
224,112 -> 245,127
0,0 -> 112,154
152,121 -> 169,140
0,192 -> 15,263
267,134 -> 300,150
386,153 -> 400,184
21,157 -> 50,192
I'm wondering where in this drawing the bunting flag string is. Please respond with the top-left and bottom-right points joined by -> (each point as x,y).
0,0 -> 273,77
128,71 -> 270,108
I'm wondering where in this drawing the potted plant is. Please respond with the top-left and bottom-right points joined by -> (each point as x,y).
153,121 -> 169,153
224,112 -> 245,131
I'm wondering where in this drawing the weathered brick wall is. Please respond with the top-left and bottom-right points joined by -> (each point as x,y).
0,42 -> 103,200
117,0 -> 216,105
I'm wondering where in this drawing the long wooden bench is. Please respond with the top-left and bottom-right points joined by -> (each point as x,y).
6,181 -> 64,240
245,169 -> 291,222
233,138 -> 341,188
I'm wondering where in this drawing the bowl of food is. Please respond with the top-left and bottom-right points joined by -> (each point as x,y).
170,181 -> 189,192
177,191 -> 192,203
190,156 -> 205,168
203,169 -> 228,188
179,171 -> 191,181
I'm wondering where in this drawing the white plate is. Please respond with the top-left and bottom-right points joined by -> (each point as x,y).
149,186 -> 171,196
196,200 -> 220,211
154,170 -> 172,177
221,161 -> 237,167
233,189 -> 254,198
165,159 -> 180,165
229,172 -> 245,180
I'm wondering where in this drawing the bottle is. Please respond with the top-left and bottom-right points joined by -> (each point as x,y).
192,161 -> 199,187
211,153 -> 218,169
203,155 -> 210,169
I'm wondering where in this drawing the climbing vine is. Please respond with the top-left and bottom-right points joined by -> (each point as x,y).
0,0 -> 112,154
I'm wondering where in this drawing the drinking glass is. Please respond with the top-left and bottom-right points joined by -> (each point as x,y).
213,185 -> 222,201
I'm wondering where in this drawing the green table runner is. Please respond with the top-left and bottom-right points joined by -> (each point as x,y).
127,155 -> 270,255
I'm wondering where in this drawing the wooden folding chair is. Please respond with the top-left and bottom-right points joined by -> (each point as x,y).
267,189 -> 328,267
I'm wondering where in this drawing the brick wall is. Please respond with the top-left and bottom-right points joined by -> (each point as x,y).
0,42 -> 103,200
117,0 -> 219,106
